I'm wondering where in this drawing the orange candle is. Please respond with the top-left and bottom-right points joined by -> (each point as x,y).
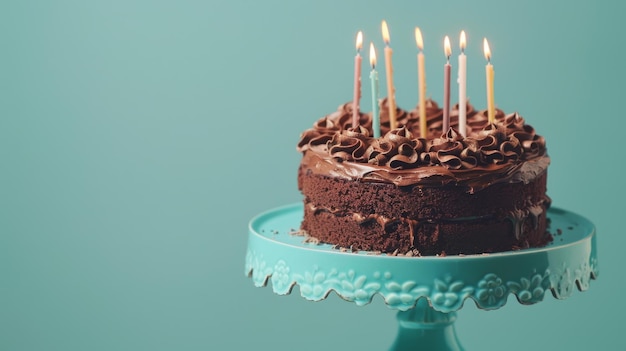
381,20 -> 397,129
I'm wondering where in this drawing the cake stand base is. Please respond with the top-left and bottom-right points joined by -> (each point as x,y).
245,204 -> 597,351
391,299 -> 463,351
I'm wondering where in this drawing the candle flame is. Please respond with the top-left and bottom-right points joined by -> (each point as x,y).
483,38 -> 491,62
444,36 -> 451,58
356,31 -> 363,51
381,20 -> 390,44
415,27 -> 423,50
460,30 -> 466,52
369,42 -> 376,68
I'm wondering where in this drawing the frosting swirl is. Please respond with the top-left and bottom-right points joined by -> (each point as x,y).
365,127 -> 427,169
297,100 -> 547,173
430,128 -> 475,170
328,127 -> 370,162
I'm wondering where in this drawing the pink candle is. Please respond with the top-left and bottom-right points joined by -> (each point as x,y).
458,30 -> 467,137
443,36 -> 452,133
352,31 -> 363,127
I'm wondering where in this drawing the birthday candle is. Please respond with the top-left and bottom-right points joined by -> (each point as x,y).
381,20 -> 397,130
484,38 -> 496,123
443,36 -> 452,133
415,27 -> 427,138
352,31 -> 363,127
458,30 -> 467,137
369,42 -> 380,138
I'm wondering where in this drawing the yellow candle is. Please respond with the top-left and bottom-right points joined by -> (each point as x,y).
443,36 -> 452,133
483,38 -> 496,123
415,27 -> 427,138
382,20 -> 397,130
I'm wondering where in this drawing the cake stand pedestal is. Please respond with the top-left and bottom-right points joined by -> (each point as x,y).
245,203 -> 598,351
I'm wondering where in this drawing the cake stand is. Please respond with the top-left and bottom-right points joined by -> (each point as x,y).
245,203 -> 598,351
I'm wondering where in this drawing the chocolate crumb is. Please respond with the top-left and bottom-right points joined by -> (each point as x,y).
303,236 -> 321,245
289,229 -> 306,236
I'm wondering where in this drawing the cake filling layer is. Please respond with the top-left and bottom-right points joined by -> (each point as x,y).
302,201 -> 550,255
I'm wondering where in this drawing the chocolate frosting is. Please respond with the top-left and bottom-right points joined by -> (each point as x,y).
298,100 -> 549,190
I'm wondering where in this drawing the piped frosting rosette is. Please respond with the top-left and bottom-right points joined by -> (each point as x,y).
365,127 -> 428,169
297,101 -> 546,171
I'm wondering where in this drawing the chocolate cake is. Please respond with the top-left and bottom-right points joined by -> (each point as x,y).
297,99 -> 552,256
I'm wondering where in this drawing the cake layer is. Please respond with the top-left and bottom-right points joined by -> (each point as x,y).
301,199 -> 551,256
298,162 -> 549,220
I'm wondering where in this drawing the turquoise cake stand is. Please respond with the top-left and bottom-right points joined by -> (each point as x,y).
245,203 -> 598,351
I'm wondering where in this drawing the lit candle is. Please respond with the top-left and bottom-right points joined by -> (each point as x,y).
352,31 -> 363,127
415,27 -> 427,138
381,20 -> 397,130
369,42 -> 380,138
458,30 -> 467,137
484,38 -> 496,123
443,36 -> 452,133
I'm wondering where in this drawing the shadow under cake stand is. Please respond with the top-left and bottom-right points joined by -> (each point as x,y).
245,203 -> 598,351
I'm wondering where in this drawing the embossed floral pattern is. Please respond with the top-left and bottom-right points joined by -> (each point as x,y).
476,274 -> 507,308
295,267 -> 331,301
250,254 -> 273,287
246,256 -> 597,311
271,260 -> 292,294
383,273 -> 429,310
430,277 -> 474,311
552,265 -> 574,299
575,261 -> 592,291
336,270 -> 383,305
507,271 -> 550,304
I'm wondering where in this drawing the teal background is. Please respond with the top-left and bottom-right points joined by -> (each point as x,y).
1,0 -> 621,350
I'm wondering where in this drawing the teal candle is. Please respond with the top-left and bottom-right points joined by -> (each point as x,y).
369,42 -> 381,138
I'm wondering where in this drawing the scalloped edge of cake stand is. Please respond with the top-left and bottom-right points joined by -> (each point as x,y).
245,203 -> 598,313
